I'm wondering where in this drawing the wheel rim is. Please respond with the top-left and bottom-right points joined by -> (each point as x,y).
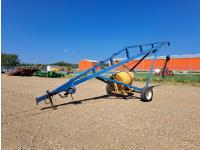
146,90 -> 152,100
106,84 -> 113,94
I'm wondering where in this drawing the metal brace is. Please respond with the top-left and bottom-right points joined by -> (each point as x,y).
46,90 -> 57,110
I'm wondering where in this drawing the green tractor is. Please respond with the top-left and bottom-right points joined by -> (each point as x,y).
34,70 -> 65,78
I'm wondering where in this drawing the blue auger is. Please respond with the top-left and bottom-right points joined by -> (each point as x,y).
36,41 -> 170,109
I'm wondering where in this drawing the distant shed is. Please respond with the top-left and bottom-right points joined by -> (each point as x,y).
79,59 -> 100,71
47,65 -> 66,72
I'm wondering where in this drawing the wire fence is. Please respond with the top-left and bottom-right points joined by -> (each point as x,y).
1,66 -> 45,73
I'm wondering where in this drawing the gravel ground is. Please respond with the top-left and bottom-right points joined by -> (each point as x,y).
1,74 -> 200,150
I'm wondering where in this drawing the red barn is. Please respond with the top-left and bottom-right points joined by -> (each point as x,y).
79,54 -> 200,72
79,59 -> 100,71
117,54 -> 200,72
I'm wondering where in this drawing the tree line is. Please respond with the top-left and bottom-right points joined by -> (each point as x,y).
1,53 -> 78,70
1,53 -> 20,67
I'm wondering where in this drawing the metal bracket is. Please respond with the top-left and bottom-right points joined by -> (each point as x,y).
46,90 -> 57,110
70,94 -> 74,100
140,45 -> 143,53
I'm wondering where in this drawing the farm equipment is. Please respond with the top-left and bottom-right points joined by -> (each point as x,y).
8,68 -> 38,76
36,41 -> 170,109
34,70 -> 65,78
155,55 -> 174,77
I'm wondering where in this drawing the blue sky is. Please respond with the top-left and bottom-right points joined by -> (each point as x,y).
2,0 -> 200,64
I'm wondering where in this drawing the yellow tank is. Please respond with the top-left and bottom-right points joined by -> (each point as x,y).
115,71 -> 134,85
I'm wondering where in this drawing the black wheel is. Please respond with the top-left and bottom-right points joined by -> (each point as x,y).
106,83 -> 114,94
140,87 -> 153,102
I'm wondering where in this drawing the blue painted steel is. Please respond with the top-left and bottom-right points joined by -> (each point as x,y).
126,48 -> 130,58
36,41 -> 170,104
97,75 -> 142,91
146,50 -> 158,87
110,58 -> 114,65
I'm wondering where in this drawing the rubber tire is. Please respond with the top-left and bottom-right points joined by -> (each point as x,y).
106,83 -> 114,94
140,87 -> 153,102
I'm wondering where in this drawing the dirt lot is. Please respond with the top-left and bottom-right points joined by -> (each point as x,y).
1,74 -> 200,150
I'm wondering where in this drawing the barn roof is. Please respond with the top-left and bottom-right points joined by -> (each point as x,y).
167,54 -> 200,59
150,54 -> 200,59
116,54 -> 200,60
82,59 -> 98,62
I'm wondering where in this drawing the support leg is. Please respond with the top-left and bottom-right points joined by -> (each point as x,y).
46,90 -> 57,110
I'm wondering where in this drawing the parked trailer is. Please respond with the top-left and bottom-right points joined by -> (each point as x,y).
36,41 -> 170,109
8,68 -> 38,76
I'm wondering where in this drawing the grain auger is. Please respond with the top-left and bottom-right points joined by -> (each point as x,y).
36,41 -> 170,109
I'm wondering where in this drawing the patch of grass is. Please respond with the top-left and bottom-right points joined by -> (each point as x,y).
63,72 -> 200,86
64,74 -> 76,79
134,72 -> 200,85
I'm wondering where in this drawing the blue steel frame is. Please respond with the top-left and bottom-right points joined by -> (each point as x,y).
36,41 -> 170,104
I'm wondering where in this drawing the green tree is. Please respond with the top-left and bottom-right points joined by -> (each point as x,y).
51,61 -> 78,69
1,53 -> 20,67
51,61 -> 68,66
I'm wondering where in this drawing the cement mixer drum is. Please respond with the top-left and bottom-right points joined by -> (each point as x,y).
106,71 -> 135,95
114,71 -> 134,85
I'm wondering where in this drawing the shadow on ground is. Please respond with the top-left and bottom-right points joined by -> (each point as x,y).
40,94 -> 141,110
